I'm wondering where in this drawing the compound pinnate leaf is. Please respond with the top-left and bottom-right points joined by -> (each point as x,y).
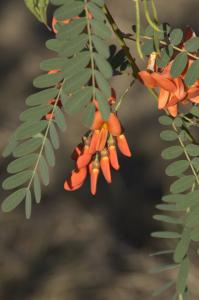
92,36 -> 110,58
91,19 -> 112,40
159,115 -> 173,126
1,188 -> 27,213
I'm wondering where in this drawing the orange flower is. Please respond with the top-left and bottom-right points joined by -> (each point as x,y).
138,27 -> 199,117
64,106 -> 132,195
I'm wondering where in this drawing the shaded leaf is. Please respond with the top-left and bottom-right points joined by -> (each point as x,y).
1,188 -> 27,212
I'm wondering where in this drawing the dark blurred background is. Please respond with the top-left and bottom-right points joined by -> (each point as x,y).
1,1 -> 199,299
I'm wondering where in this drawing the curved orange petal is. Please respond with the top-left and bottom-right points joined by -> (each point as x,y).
108,145 -> 120,170
96,128 -> 108,151
65,167 -> 87,190
174,77 -> 187,100
167,105 -> 178,117
90,168 -> 99,195
48,69 -> 60,75
151,73 -> 176,93
107,113 -> 122,137
117,134 -> 132,157
100,155 -> 112,183
76,146 -> 92,168
91,111 -> 104,130
52,17 -> 58,33
158,88 -> 170,109
89,130 -> 100,154
138,71 -> 158,88
64,181 -> 83,191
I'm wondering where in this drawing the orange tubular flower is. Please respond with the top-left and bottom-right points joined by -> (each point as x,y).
64,91 -> 132,195
138,27 -> 199,117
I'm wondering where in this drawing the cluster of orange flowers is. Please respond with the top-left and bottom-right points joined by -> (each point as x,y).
45,16 -> 132,195
64,92 -> 132,195
139,27 -> 199,117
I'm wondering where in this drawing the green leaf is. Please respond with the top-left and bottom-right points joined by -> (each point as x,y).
40,57 -> 66,71
57,18 -> 87,40
13,137 -> 43,157
92,36 -> 110,58
64,87 -> 92,115
91,0 -> 105,6
170,28 -> 183,45
34,172 -> 41,204
159,115 -> 173,126
153,214 -> 183,224
149,264 -> 178,274
150,250 -> 174,257
88,2 -> 106,21
156,46 -> 173,68
25,189 -> 32,219
59,34 -> 88,57
49,123 -> 60,149
33,72 -> 63,88
19,105 -> 51,122
170,175 -> 195,194
44,138 -> 55,167
62,52 -> 90,78
7,154 -> 37,174
2,171 -> 32,190
176,257 -> 189,294
95,89 -> 110,120
190,106 -> 199,117
91,19 -> 112,40
24,0 -> 49,25
95,70 -> 111,98
50,0 -> 68,5
38,155 -> 49,186
192,157 -> 199,171
15,121 -> 47,140
186,143 -> 199,156
142,39 -> 155,55
156,203 -> 183,212
170,52 -> 188,78
82,103 -> 95,127
54,107 -> 67,132
190,227 -> 199,241
93,53 -> 112,79
152,280 -> 175,297
63,69 -> 91,94
1,188 -> 27,212
165,160 -> 189,177
174,228 -> 191,263
184,59 -> 199,86
160,130 -> 178,141
151,231 -> 181,239
162,194 -> 186,203
54,1 -> 84,20
185,37 -> 199,52
176,190 -> 199,210
186,206 -> 199,227
26,88 -> 58,107
46,39 -> 65,53
173,117 -> 183,127
2,135 -> 18,158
